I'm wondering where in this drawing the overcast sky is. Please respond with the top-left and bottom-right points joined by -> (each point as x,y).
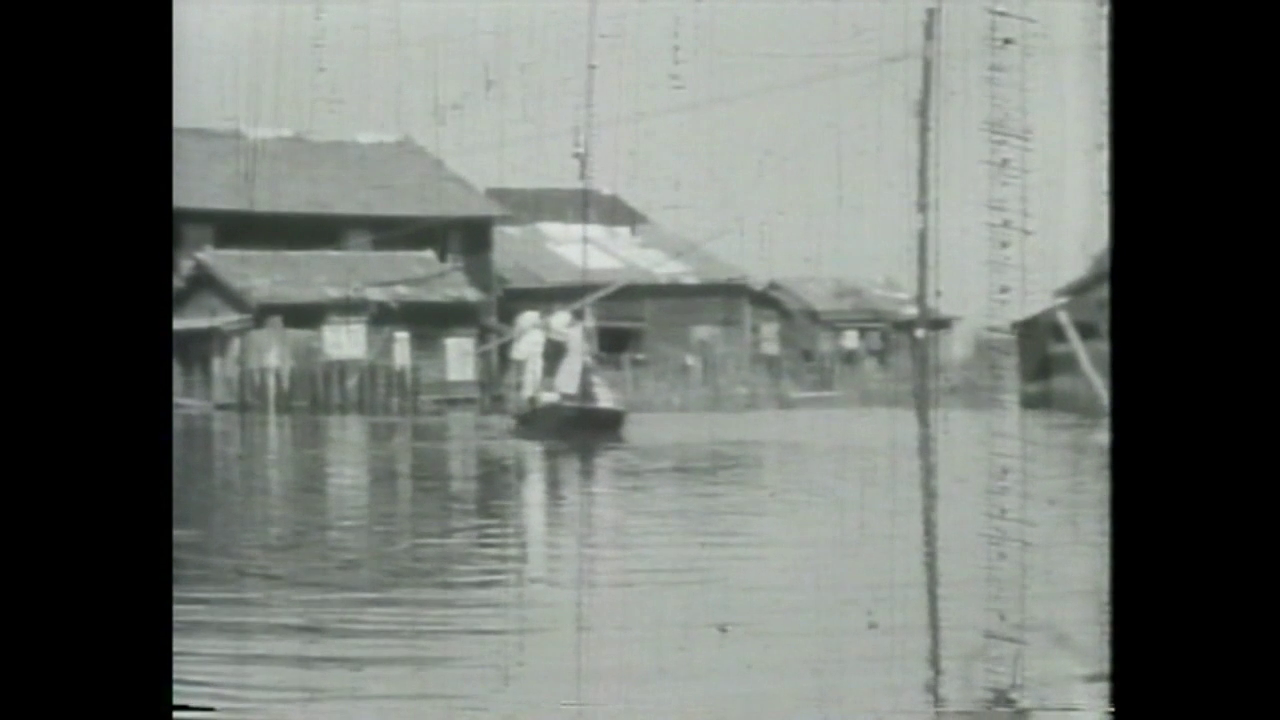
175,0 -> 1108,343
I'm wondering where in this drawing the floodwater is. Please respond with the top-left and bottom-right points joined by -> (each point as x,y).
173,408 -> 1110,720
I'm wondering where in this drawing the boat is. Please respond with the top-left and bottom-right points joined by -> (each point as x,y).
514,400 -> 625,440
513,370 -> 626,441
507,28 -> 628,444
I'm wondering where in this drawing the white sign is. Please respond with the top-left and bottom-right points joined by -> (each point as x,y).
758,322 -> 781,356
322,321 -> 368,360
444,336 -> 477,382
392,331 -> 412,369
839,329 -> 861,350
691,325 -> 722,345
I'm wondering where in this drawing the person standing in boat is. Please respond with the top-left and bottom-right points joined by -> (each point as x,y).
508,310 -> 547,411
544,309 -> 598,403
543,310 -> 571,388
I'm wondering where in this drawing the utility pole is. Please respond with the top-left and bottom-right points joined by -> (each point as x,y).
980,3 -> 1037,715
912,6 -> 943,717
1093,0 -> 1112,688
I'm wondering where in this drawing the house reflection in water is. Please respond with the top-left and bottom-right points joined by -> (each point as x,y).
323,416 -> 373,584
516,441 -> 548,584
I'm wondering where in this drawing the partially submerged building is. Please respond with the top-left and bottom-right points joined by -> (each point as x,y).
486,188 -> 788,381
172,313 -> 253,407
172,127 -> 509,407
1013,245 -> 1110,414
173,249 -> 486,407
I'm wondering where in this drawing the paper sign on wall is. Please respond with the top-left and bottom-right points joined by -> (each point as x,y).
758,322 -> 781,356
839,329 -> 861,350
691,325 -> 722,345
322,321 -> 368,360
392,331 -> 412,369
444,336 -> 477,382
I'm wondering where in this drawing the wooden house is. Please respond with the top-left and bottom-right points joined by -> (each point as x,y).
1013,245 -> 1110,414
172,128 -> 509,404
173,249 -> 486,410
485,187 -> 791,405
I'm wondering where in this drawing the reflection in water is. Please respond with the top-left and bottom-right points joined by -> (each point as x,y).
324,416 -> 370,569
174,409 -> 1109,719
517,442 -> 548,583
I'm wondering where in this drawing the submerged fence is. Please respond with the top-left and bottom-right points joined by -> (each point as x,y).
236,363 -> 477,415
174,325 -> 975,416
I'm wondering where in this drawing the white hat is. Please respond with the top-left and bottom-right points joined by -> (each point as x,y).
547,310 -> 572,339
514,310 -> 543,335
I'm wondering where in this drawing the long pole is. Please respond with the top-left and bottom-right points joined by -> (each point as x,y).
578,0 -> 601,352
913,7 -> 943,716
574,5 -> 600,718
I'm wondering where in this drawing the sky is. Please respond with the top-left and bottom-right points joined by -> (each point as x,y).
174,0 -> 1109,347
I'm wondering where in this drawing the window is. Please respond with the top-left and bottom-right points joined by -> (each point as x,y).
594,325 -> 645,369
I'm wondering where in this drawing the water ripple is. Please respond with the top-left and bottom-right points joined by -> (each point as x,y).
174,409 -> 1109,718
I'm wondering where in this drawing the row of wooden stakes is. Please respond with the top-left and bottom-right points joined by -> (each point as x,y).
237,363 -> 480,415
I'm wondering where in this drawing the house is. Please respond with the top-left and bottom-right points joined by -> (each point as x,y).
765,276 -> 956,369
1013,245 -> 1110,413
485,187 -> 789,397
173,249 -> 486,409
172,127 -> 510,405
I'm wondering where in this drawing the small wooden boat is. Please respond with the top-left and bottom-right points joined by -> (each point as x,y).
513,373 -> 626,441
514,401 -> 626,440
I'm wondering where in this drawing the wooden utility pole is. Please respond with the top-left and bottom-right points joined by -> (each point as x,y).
912,6 -> 943,716
981,3 -> 1037,714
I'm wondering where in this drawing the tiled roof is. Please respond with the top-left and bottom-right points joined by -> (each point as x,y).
173,128 -> 507,218
190,250 -> 484,306
494,221 -> 750,288
486,187 -> 649,227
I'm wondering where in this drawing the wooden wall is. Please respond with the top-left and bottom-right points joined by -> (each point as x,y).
173,300 -> 487,413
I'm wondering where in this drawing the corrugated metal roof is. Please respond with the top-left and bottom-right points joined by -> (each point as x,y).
173,128 -> 507,218
487,187 -> 649,227
494,221 -> 750,288
191,250 -> 484,306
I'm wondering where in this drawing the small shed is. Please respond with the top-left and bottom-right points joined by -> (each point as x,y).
1012,246 -> 1110,414
1014,247 -> 1110,384
173,249 -> 487,407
